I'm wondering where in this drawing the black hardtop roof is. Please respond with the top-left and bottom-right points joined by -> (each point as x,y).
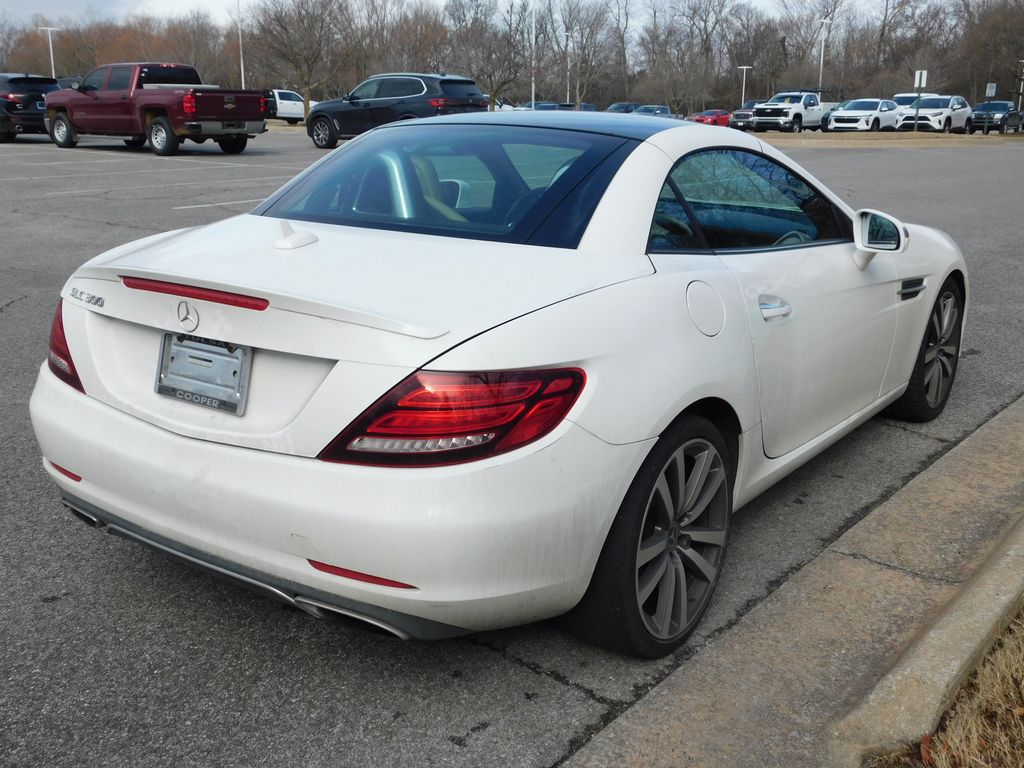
0,73 -> 57,80
386,109 -> 696,140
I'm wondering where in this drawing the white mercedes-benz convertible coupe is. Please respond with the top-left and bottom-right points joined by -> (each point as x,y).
30,112 -> 967,658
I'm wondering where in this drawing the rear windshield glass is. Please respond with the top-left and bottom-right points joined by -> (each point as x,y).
440,79 -> 483,98
139,65 -> 202,86
914,98 -> 951,109
893,95 -> 918,106
260,123 -> 633,248
844,100 -> 880,111
6,77 -> 60,92
974,102 -> 1011,112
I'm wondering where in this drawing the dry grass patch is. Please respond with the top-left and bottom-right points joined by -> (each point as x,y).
867,609 -> 1024,768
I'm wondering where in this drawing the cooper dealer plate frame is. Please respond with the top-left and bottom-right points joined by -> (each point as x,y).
155,334 -> 253,416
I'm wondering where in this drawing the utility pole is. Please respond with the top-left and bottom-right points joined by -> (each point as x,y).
38,27 -> 60,78
738,65 -> 752,105
237,0 -> 246,89
565,30 -> 571,104
816,17 -> 832,92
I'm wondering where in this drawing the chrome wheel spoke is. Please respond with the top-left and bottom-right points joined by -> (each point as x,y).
637,530 -> 668,568
683,526 -> 727,547
681,447 -> 711,513
679,545 -> 717,583
685,467 -> 725,522
651,554 -> 679,633
939,295 -> 956,340
638,552 -> 668,605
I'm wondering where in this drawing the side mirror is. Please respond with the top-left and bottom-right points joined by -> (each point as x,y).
852,208 -> 908,269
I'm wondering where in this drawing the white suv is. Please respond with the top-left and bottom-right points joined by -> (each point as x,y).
897,95 -> 972,133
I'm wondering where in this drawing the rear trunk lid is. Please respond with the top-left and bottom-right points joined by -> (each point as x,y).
62,214 -> 650,457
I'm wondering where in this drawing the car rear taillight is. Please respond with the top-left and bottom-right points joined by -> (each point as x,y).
259,94 -> 267,114
182,91 -> 197,117
48,300 -> 85,393
319,368 -> 586,467
0,92 -> 24,102
428,97 -> 459,109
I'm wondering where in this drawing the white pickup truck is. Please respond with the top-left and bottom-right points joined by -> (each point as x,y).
752,91 -> 837,133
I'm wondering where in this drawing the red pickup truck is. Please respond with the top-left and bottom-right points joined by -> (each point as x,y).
45,63 -> 267,155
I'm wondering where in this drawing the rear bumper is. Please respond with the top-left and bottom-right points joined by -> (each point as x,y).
183,120 -> 267,137
30,364 -> 650,635
0,112 -> 47,134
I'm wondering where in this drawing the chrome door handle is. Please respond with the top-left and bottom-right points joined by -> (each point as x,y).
759,300 -> 792,320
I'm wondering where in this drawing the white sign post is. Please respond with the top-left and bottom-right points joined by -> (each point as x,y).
913,70 -> 928,132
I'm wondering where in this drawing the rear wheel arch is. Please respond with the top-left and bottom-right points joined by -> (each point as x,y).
662,397 -> 742,482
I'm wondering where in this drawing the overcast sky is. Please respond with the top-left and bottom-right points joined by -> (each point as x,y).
0,0 -> 241,26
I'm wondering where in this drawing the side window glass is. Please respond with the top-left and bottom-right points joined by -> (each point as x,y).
80,69 -> 107,92
378,78 -> 422,98
106,66 -> 133,91
349,80 -> 379,100
648,181 -> 702,251
671,149 -> 845,250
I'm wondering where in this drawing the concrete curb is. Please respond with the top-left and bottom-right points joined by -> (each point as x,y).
828,512 -> 1024,766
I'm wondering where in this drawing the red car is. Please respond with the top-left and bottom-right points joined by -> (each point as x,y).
687,109 -> 731,126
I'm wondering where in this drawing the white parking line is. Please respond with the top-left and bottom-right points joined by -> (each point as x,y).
173,199 -> 266,210
43,174 -> 295,196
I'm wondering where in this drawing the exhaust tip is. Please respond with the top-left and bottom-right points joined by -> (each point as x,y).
293,596 -> 409,640
63,501 -> 103,529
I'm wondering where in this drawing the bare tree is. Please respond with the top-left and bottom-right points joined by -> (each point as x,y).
251,0 -> 354,110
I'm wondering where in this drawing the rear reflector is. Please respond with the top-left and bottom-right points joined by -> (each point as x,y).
121,276 -> 269,310
49,461 -> 82,482
308,559 -> 416,589
48,300 -> 85,393
319,368 -> 585,467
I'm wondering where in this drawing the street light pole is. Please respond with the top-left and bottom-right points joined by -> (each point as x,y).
237,0 -> 246,89
565,30 -> 571,104
38,27 -> 60,78
737,65 -> 752,104
530,1 -> 536,109
1018,59 -> 1024,112
816,17 -> 832,92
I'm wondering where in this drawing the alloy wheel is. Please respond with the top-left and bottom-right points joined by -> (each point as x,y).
923,290 -> 960,409
635,438 -> 729,640
313,120 -> 331,146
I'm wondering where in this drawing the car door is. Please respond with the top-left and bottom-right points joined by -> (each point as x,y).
67,67 -> 109,131
336,78 -> 379,136
90,65 -> 135,132
880,100 -> 898,129
953,97 -> 970,130
803,94 -> 820,126
370,76 -> 424,125
669,148 -> 899,458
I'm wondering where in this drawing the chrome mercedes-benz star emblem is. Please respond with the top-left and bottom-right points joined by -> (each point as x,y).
177,301 -> 200,333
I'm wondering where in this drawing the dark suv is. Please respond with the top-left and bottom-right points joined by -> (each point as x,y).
0,73 -> 62,141
307,73 -> 487,148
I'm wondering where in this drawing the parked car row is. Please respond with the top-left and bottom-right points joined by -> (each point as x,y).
725,89 -> 1022,135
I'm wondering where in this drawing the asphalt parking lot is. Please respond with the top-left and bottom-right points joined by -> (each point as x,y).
2,127 -> 1023,767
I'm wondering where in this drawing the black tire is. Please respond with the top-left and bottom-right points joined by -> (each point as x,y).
961,119 -> 972,135
998,120 -> 1007,135
286,118 -> 300,125
310,116 -> 337,149
564,414 -> 733,658
123,136 -> 146,149
870,118 -> 880,132
50,113 -> 77,148
969,125 -> 976,134
885,277 -> 963,423
217,135 -> 248,154
148,116 -> 179,156
790,116 -> 802,133
942,118 -> 952,133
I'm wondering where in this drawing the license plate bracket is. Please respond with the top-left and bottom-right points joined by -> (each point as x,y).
155,333 -> 252,415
